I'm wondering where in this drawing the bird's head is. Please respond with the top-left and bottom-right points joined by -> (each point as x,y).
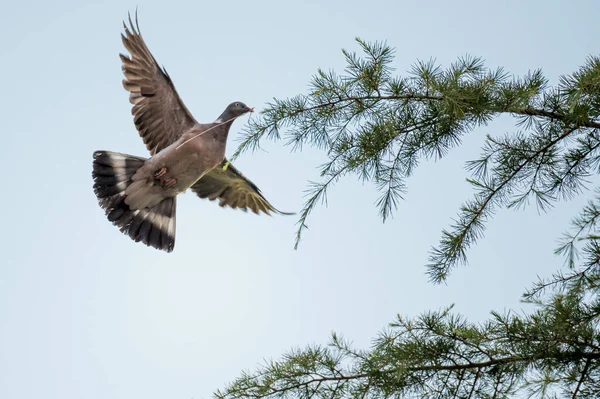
224,101 -> 254,118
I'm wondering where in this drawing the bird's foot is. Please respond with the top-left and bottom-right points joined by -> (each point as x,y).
163,178 -> 177,188
155,167 -> 167,179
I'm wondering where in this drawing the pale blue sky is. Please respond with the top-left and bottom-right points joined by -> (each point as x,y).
1,1 -> 599,398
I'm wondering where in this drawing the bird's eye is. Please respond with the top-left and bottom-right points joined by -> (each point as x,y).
235,103 -> 240,107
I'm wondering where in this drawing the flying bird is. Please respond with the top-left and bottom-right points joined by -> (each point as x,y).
92,13 -> 290,253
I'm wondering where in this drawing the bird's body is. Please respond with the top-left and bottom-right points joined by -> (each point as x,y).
92,13 -> 290,252
124,122 -> 229,210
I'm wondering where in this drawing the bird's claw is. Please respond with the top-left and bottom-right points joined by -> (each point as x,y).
155,167 -> 167,178
163,178 -> 177,188
154,167 -> 176,188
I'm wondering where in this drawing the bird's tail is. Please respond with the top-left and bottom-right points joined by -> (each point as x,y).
92,150 -> 177,252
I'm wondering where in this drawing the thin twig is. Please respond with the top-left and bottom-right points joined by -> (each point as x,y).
572,357 -> 592,398
467,368 -> 481,399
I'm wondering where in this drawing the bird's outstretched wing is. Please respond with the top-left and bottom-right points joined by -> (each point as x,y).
120,12 -> 197,155
191,159 -> 293,216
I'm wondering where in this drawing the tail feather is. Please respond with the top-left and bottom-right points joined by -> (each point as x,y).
92,150 -> 177,252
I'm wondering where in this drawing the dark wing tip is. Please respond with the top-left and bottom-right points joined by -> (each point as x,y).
256,199 -> 295,217
124,8 -> 141,37
127,11 -> 135,34
275,210 -> 296,216
265,203 -> 295,216
135,6 -> 141,33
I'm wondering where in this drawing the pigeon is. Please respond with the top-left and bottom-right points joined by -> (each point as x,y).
92,13 -> 290,253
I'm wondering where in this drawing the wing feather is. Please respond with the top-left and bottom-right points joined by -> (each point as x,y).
120,11 -> 197,155
191,160 -> 293,216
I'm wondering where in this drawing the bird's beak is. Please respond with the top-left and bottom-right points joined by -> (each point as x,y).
248,107 -> 254,113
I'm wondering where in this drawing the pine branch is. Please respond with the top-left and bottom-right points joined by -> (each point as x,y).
232,41 -> 600,282
217,46 -> 600,399
428,126 -> 580,282
300,96 -> 600,130
293,166 -> 348,249
217,289 -> 600,399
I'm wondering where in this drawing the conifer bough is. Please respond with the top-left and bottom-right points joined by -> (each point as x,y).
218,39 -> 600,398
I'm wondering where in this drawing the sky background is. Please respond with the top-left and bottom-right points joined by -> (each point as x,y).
1,0 -> 599,398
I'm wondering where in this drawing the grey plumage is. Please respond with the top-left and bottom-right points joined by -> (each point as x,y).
92,12 -> 290,252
